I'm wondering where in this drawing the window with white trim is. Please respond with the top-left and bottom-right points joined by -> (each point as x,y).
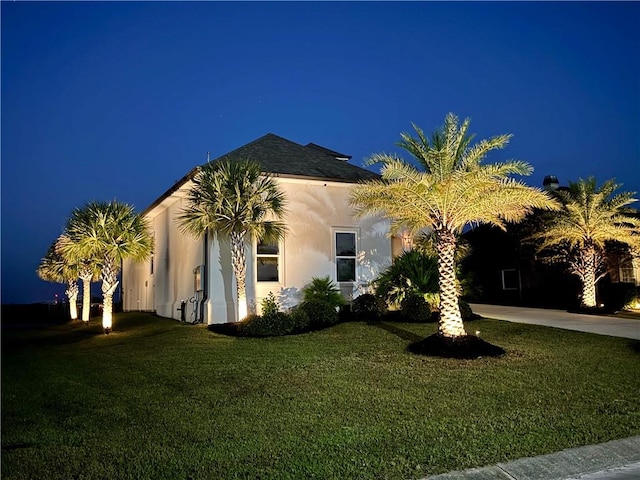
257,240 -> 280,282
335,231 -> 356,282
620,264 -> 637,285
501,269 -> 520,291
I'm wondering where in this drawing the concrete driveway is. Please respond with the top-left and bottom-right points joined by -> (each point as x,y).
470,304 -> 640,340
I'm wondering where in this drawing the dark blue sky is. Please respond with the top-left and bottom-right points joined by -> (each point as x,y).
2,1 -> 639,304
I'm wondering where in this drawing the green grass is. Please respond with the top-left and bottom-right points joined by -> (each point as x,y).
2,313 -> 639,479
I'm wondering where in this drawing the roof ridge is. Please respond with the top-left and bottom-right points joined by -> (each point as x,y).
209,132 -> 309,165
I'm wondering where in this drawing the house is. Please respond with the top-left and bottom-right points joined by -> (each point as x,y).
461,223 -> 582,309
462,178 -> 640,310
122,133 -> 394,324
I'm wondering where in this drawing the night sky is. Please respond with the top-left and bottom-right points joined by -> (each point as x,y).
2,1 -> 639,305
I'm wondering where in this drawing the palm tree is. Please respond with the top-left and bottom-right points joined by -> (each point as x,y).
61,201 -> 153,333
56,234 -> 101,323
532,177 -> 640,308
37,236 -> 80,321
178,159 -> 286,321
350,113 -> 559,339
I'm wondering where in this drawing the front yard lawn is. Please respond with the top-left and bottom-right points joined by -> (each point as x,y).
2,313 -> 639,479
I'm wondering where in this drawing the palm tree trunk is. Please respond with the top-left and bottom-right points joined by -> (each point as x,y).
230,231 -> 248,320
580,248 -> 598,308
436,229 -> 466,338
79,270 -> 92,323
101,260 -> 119,333
66,280 -> 79,321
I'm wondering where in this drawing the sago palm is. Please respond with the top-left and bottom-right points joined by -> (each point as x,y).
178,159 -> 286,320
351,113 -> 559,338
61,201 -> 153,333
302,276 -> 345,309
37,236 -> 80,321
374,249 -> 439,308
532,177 -> 640,308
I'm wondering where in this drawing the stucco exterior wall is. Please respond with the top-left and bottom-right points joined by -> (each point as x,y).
250,178 -> 391,314
122,259 -> 154,312
124,176 -> 392,324
123,189 -> 204,321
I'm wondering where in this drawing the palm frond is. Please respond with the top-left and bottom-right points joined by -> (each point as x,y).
532,177 -> 639,253
178,158 -> 287,245
351,114 -> 559,237
37,238 -> 73,283
62,200 -> 153,269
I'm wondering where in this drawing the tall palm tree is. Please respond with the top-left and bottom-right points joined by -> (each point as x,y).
37,236 -> 80,321
178,159 -> 286,320
56,234 -> 101,323
350,113 -> 559,338
532,177 -> 640,308
61,201 -> 153,333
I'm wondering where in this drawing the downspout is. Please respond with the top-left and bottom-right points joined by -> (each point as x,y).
200,230 -> 209,323
118,258 -> 124,312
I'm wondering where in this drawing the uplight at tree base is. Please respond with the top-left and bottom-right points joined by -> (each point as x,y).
103,312 -> 113,334
238,297 -> 248,322
70,303 -> 78,322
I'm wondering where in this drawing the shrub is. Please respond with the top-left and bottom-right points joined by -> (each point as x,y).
459,299 -> 475,321
288,306 -> 311,333
261,292 -> 280,316
374,250 -> 438,307
240,311 -> 295,337
599,282 -> 638,312
298,299 -> 339,329
400,294 -> 431,323
429,299 -> 476,323
424,292 -> 440,312
351,293 -> 387,321
239,314 -> 262,336
302,276 -> 345,309
239,292 -> 334,337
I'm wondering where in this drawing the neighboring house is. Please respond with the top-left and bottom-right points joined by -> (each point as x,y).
462,180 -> 640,309
461,223 -> 581,309
606,248 -> 640,286
618,259 -> 640,286
463,223 -> 639,310
122,133 -> 393,324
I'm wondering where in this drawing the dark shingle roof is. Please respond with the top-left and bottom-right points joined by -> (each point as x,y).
207,133 -> 377,183
145,133 -> 377,216
305,142 -> 352,160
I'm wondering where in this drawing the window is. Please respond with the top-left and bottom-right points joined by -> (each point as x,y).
335,232 -> 356,282
501,269 -> 520,291
620,265 -> 637,285
257,240 -> 279,282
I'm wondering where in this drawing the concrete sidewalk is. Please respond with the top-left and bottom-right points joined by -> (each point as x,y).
421,436 -> 640,480
469,304 -> 640,340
